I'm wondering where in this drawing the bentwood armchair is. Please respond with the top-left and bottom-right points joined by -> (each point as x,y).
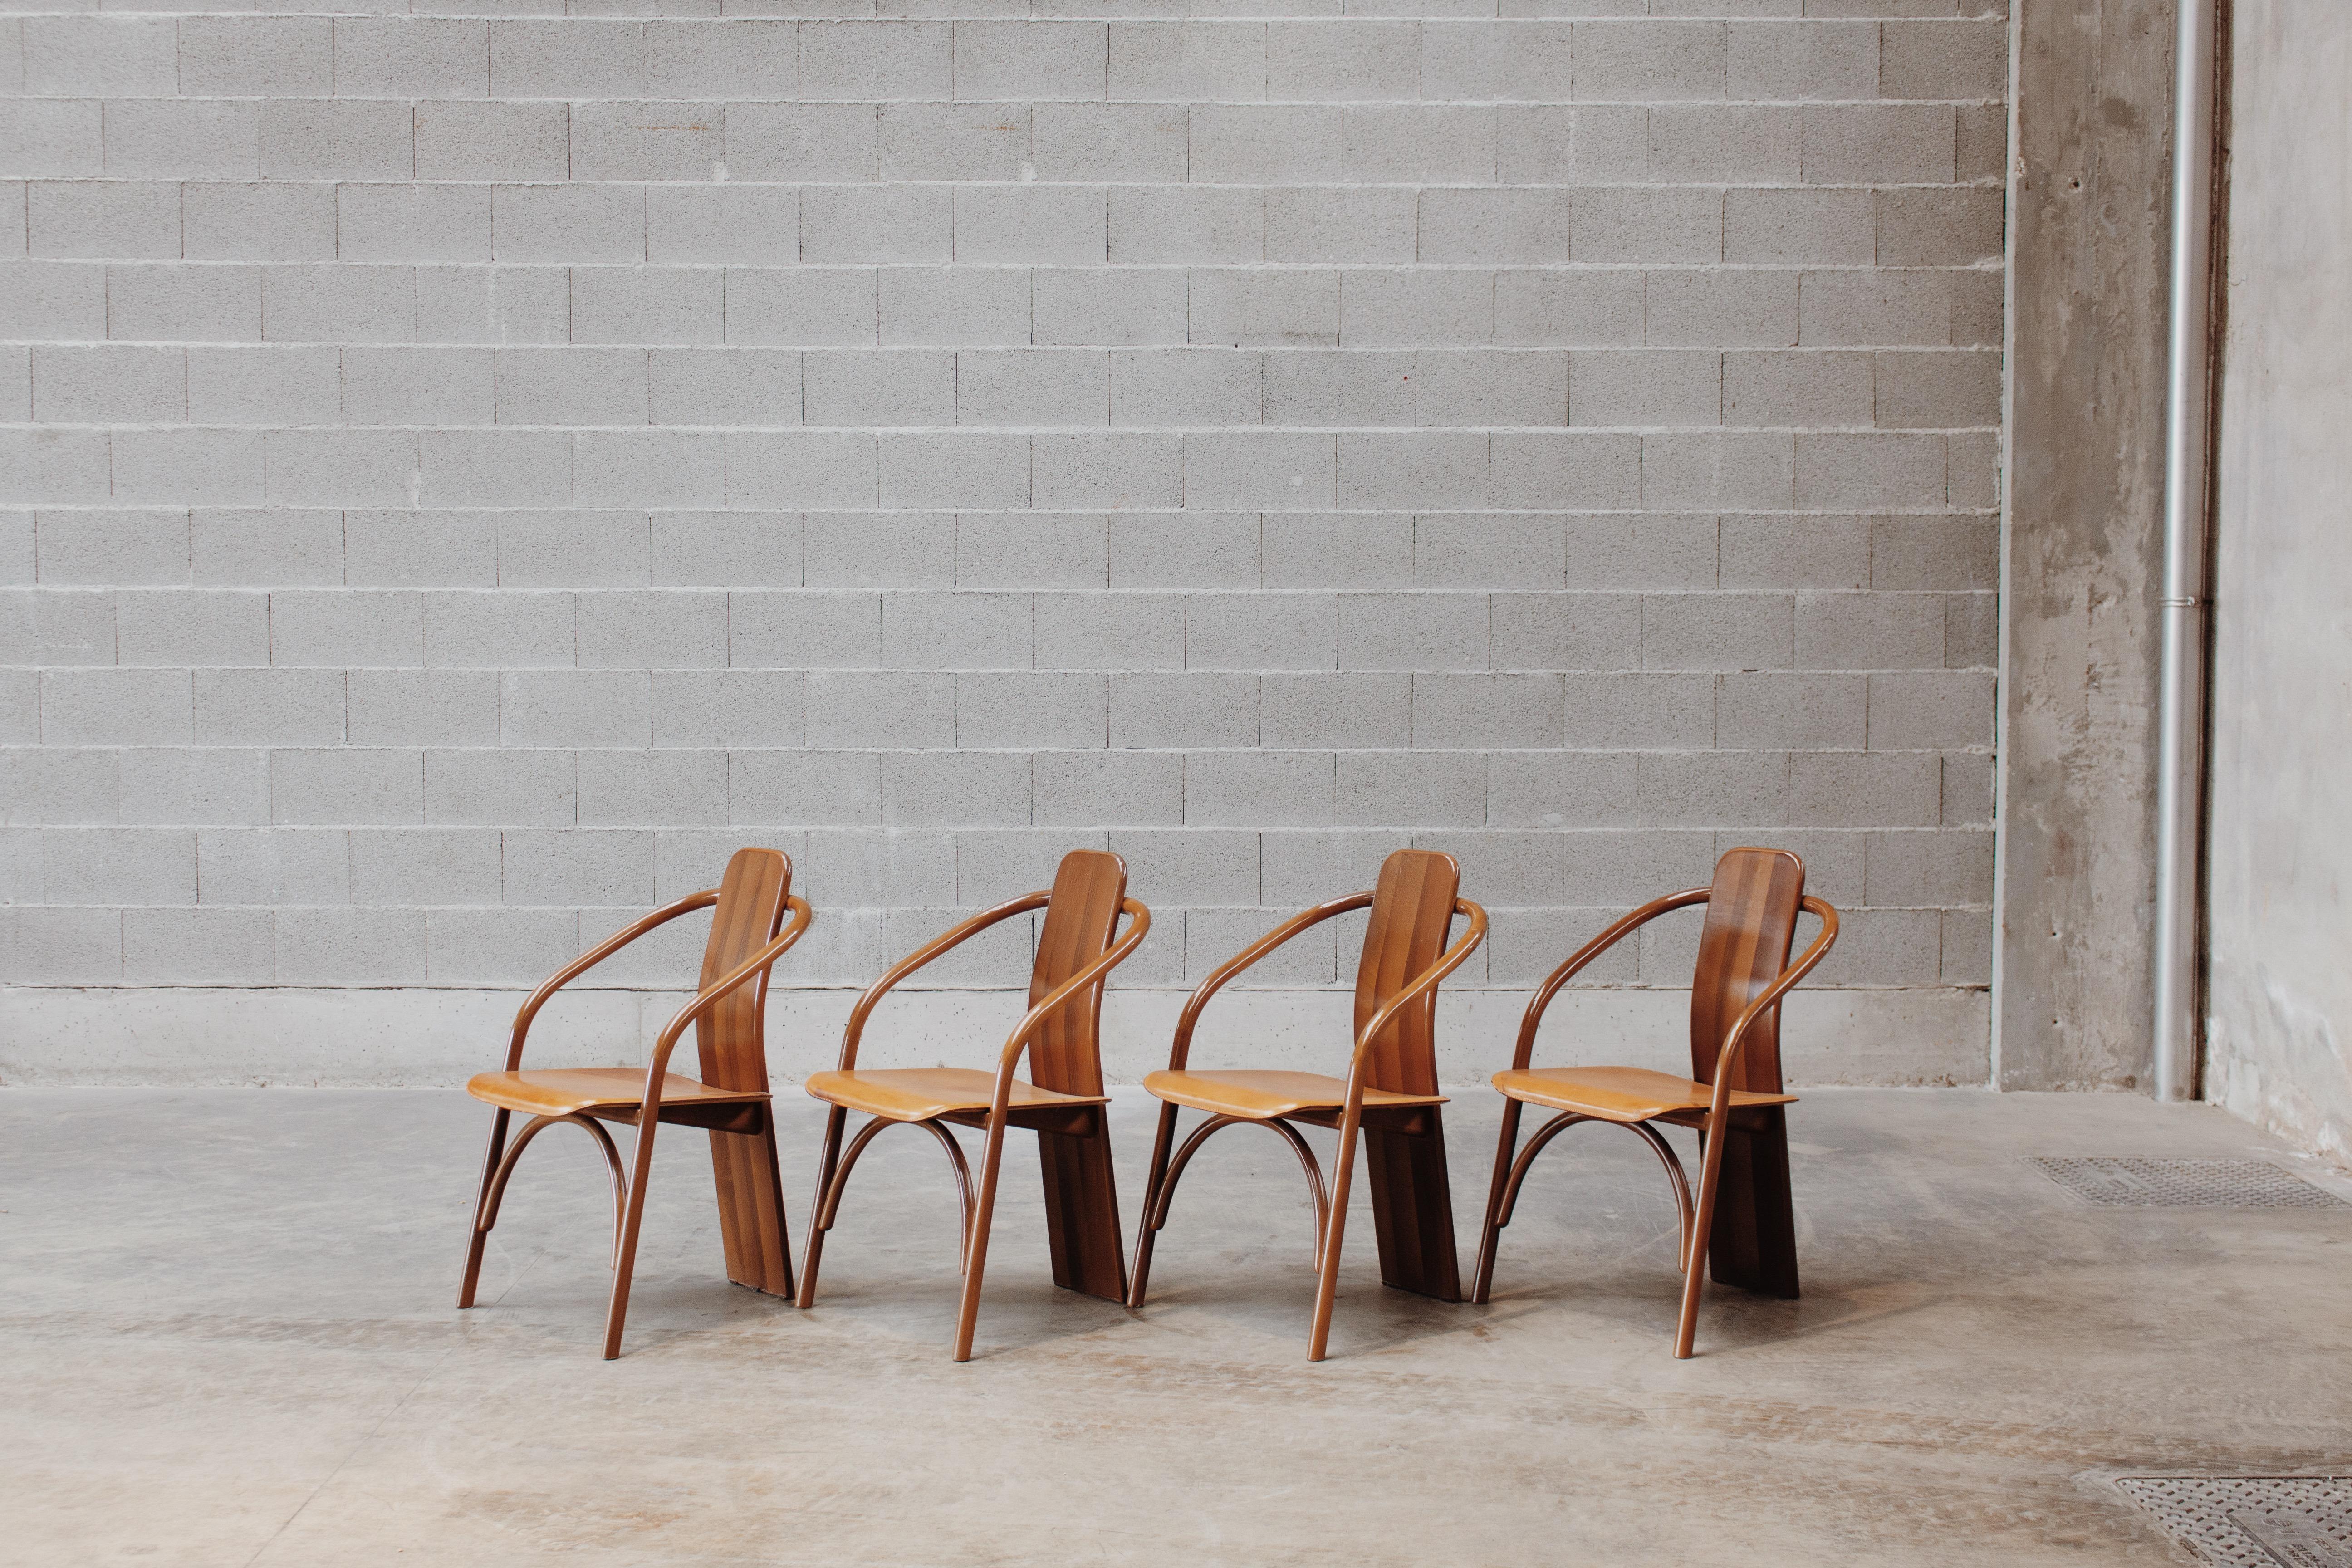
459,847 -> 814,1358
798,849 -> 1149,1362
1471,846 -> 1839,1358
1128,848 -> 1487,1361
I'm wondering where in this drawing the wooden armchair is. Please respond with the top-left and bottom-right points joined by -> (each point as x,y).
458,847 -> 813,1359
1470,846 -> 1839,1358
797,849 -> 1150,1362
1127,849 -> 1487,1361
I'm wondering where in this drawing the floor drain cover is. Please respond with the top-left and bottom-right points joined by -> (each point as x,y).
2117,1477 -> 2352,1567
2030,1158 -> 2347,1209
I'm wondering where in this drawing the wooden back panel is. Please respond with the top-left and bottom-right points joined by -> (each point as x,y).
1026,849 -> 1129,1097
1688,847 -> 1807,1093
694,848 -> 793,1094
1351,849 -> 1461,1097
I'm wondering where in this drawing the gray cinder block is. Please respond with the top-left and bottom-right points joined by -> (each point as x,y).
2,0 -> 2007,1011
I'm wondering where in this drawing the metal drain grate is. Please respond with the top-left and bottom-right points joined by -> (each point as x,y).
2030,1158 -> 2347,1209
2117,1477 -> 2352,1567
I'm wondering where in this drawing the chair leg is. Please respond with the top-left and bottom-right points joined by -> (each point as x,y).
458,1107 -> 512,1308
1362,1113 -> 1461,1303
1125,1100 -> 1182,1309
1673,1111 -> 1732,1361
1038,1107 -> 1126,1303
1470,1098 -> 1524,1305
951,1110 -> 1011,1362
707,1118 -> 795,1300
1700,1108 -> 1800,1300
602,1113 -> 660,1361
1306,1106 -> 1363,1363
796,1105 -> 848,1310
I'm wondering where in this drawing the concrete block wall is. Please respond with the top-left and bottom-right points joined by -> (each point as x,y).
0,0 -> 2005,1086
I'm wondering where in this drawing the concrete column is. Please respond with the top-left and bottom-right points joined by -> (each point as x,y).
1996,0 -> 2178,1089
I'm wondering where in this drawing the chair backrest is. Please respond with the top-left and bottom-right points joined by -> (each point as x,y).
1026,849 -> 1130,1098
695,847 -> 794,1094
1688,847 -> 1808,1094
1352,849 -> 1461,1097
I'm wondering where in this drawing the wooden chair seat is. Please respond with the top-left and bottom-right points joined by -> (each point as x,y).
804,1067 -> 1109,1125
1142,1068 -> 1446,1121
466,1068 -> 767,1118
1491,1066 -> 1795,1125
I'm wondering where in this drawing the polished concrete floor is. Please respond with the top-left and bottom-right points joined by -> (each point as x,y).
4,1086 -> 2348,1566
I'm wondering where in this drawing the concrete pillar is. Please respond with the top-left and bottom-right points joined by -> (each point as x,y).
1996,0 -> 2178,1089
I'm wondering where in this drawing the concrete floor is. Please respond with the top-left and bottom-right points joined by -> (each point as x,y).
4,1088 -> 2348,1566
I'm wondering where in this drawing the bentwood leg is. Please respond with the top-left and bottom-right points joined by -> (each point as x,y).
603,1115 -> 661,1361
459,1107 -> 514,1308
1470,1098 -> 1524,1305
796,1105 -> 849,1309
708,1119 -> 795,1299
1700,1107 -> 1800,1300
1362,1116 -> 1461,1303
952,1114 -> 1012,1362
1126,1101 -> 1184,1308
1307,1106 -> 1365,1362
1672,1110 -> 1733,1361
1038,1109 -> 1127,1303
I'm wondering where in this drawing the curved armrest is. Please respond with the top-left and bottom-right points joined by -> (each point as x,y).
1162,892 -> 1377,1073
504,890 -> 720,1071
990,899 -> 1152,1098
1507,887 -> 1713,1072
1344,898 -> 1489,1091
836,890 -> 1053,1071
1703,895 -> 1840,1118
642,896 -> 816,1112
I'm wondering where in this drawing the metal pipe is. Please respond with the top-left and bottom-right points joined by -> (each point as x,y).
2153,0 -> 2221,1103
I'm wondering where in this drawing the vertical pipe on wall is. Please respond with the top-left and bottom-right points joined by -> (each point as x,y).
1985,0 -> 2025,1088
2153,0 -> 2220,1103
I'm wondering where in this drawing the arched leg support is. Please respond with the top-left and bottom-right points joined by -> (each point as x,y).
465,1112 -> 630,1297
1144,1115 -> 1330,1269
1490,1111 -> 1597,1232
813,1117 -> 973,1240
799,1115 -> 977,1309
812,1115 -> 892,1230
1622,1121 -> 1696,1274
912,1119 -> 976,1271
1472,1110 -> 1699,1303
